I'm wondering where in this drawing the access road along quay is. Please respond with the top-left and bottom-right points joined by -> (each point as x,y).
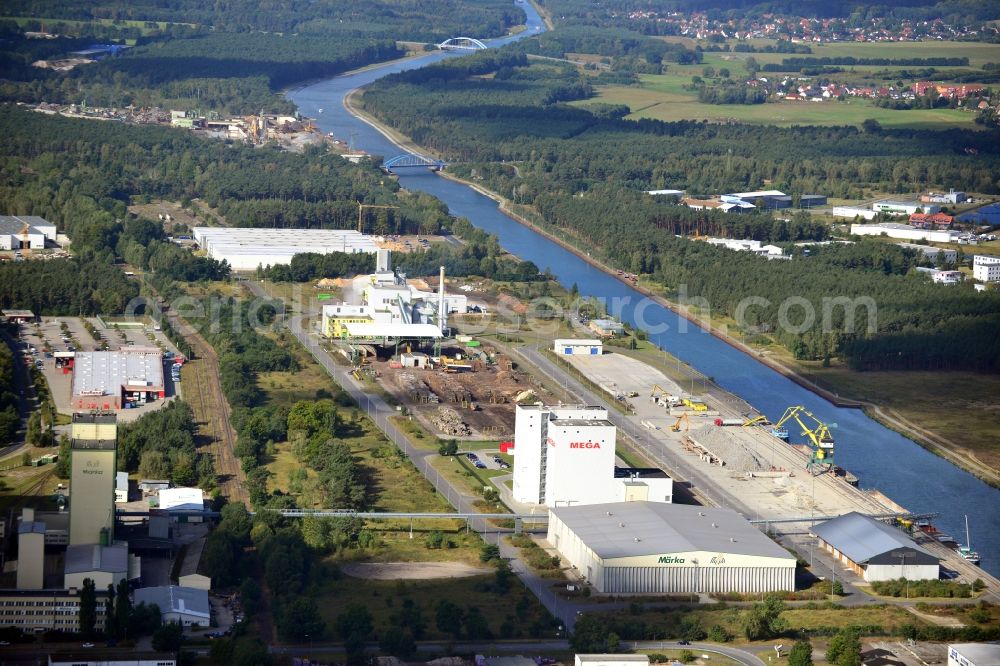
242,281 -> 585,631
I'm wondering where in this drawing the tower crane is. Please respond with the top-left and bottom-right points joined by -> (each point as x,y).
772,405 -> 836,473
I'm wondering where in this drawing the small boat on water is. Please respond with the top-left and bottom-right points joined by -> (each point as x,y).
960,515 -> 982,566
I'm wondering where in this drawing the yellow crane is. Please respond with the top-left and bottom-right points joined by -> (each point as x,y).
357,203 -> 399,233
671,413 -> 690,432
742,414 -> 771,427
772,405 -> 836,472
650,384 -> 678,407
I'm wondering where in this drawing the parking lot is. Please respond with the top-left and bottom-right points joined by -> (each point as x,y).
462,449 -> 510,471
16,316 -> 183,421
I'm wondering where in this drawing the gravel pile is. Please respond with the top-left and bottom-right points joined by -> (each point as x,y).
689,425 -> 766,473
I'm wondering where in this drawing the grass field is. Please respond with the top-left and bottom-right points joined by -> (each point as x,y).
10,15 -> 197,36
597,602 -> 924,639
659,37 -> 1000,68
573,38 -> 992,129
793,365 -> 1000,473
579,78 -> 975,129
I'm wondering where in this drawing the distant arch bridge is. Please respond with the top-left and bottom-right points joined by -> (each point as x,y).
383,153 -> 447,171
437,37 -> 488,51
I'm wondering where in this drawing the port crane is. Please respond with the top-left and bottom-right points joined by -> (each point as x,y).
742,414 -> 771,427
772,405 -> 836,473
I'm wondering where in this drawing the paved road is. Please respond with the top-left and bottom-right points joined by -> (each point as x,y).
270,639 -> 765,665
0,326 -> 37,457
514,344 -> 874,603
242,281 -> 584,630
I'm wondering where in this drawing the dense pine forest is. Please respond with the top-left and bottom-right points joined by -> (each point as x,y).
0,0 -> 525,113
362,48 -> 1000,372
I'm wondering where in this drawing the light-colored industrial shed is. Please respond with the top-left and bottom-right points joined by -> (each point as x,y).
547,502 -> 796,594
192,227 -> 378,271
811,512 -> 939,582
554,339 -> 603,355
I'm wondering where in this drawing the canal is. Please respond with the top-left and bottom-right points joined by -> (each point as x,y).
287,4 -> 999,575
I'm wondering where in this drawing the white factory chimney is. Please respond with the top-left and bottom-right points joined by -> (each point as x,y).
438,266 -> 446,334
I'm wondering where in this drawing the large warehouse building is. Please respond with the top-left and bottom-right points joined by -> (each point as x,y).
547,502 -> 796,594
811,512 -> 939,582
0,215 -> 57,250
193,227 -> 379,271
71,347 -> 164,411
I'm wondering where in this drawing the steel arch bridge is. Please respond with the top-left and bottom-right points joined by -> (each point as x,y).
383,153 -> 447,170
437,37 -> 488,51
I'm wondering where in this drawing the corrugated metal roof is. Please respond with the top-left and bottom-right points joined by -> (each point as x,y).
811,512 -> 934,564
550,502 -> 794,561
134,586 -> 209,618
65,544 -> 128,574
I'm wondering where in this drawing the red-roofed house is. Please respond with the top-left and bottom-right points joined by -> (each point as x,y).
910,212 -> 954,228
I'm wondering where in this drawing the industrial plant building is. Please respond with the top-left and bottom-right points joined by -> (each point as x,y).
134,586 -> 210,626
71,347 -> 164,410
547,502 -> 796,594
873,200 -> 941,216
0,214 -> 57,250
554,339 -> 603,355
720,190 -> 826,210
511,405 -> 672,507
811,512 -> 940,582
63,543 -> 135,589
192,226 -> 379,271
948,643 -> 1000,666
897,243 -> 957,264
705,237 -> 787,259
850,223 -> 960,244
973,255 -> 1000,283
321,249 -> 464,342
69,413 -> 118,546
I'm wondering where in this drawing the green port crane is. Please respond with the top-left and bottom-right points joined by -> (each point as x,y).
772,405 -> 836,473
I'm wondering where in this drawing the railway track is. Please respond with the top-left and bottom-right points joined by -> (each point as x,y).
168,314 -> 249,508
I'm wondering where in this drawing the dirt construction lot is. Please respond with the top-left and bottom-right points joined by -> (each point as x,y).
377,342 -> 561,439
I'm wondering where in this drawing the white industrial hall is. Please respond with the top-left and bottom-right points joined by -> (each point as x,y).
546,501 -> 796,594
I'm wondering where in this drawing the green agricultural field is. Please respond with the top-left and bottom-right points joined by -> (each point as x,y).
9,16 -> 198,35
577,73 -> 977,129
661,37 -> 1000,68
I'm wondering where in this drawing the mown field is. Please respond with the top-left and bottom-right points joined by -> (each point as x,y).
580,82 -> 974,128
576,39 -> 993,129
658,37 -> 1000,68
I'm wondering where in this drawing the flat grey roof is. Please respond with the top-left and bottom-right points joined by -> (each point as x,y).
18,520 -> 45,535
72,348 -> 164,397
950,644 -> 1000,666
550,502 -> 794,561
550,419 -> 614,426
812,512 -> 935,564
178,536 -> 206,577
0,215 -> 52,235
65,544 -> 128,574
134,585 -> 210,618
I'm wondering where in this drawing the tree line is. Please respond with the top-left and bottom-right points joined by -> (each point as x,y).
0,332 -> 19,446
362,51 -> 1000,371
0,0 -> 526,114
766,56 -> 970,72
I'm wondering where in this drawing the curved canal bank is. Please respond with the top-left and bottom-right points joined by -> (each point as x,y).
287,3 -> 1000,574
